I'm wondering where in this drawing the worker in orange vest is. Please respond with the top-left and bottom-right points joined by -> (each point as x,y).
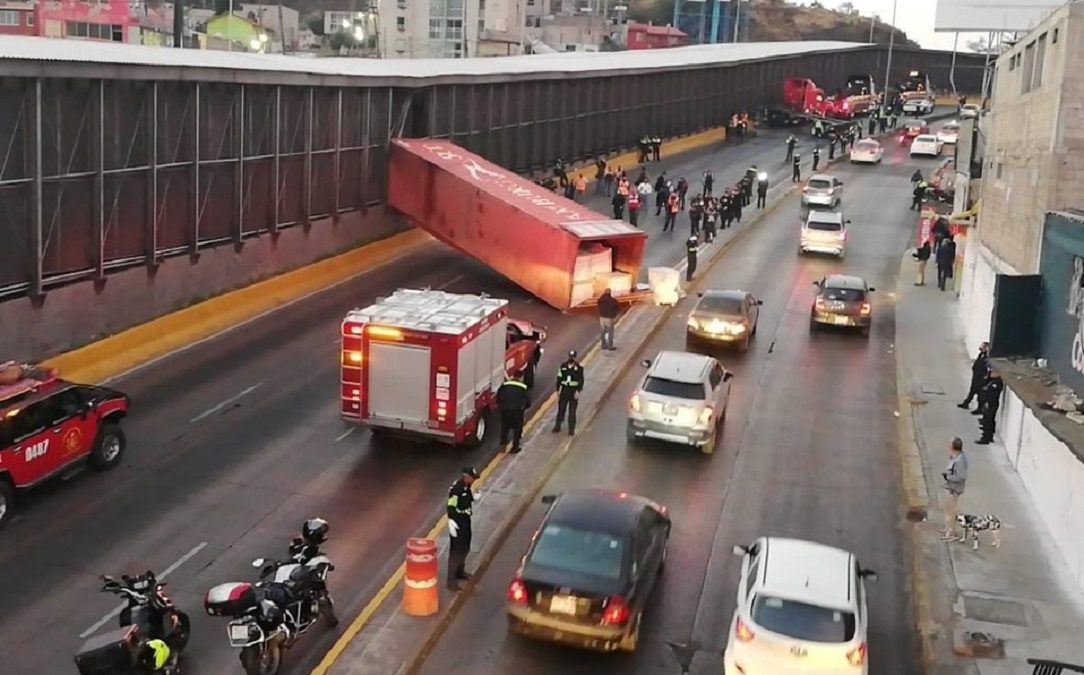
573,174 -> 587,201
627,190 -> 641,227
663,191 -> 679,232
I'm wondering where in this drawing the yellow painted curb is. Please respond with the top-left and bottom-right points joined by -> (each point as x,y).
45,229 -> 433,384
566,125 -> 731,183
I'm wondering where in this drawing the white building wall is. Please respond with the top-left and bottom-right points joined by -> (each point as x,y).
958,240 -> 1020,356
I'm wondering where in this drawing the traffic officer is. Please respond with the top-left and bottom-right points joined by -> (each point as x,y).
689,193 -> 703,237
718,191 -> 731,229
756,172 -> 769,209
553,351 -> 584,436
731,185 -> 743,223
791,153 -> 802,183
812,146 -> 821,172
686,236 -> 699,282
744,165 -> 758,204
785,134 -> 797,162
497,371 -> 530,454
446,467 -> 480,590
139,638 -> 172,673
827,134 -> 837,160
958,342 -> 991,411
911,180 -> 928,210
976,370 -> 1004,445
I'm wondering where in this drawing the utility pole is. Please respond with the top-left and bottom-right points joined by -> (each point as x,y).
868,14 -> 875,43
228,0 -> 233,51
882,0 -> 897,104
277,1 -> 287,53
732,0 -> 743,43
174,0 -> 185,47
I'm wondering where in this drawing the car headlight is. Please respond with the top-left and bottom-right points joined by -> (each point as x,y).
687,317 -> 701,330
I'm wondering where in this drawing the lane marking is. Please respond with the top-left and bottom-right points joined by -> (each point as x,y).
190,383 -> 263,423
436,274 -> 465,290
335,427 -> 356,443
79,541 -> 208,639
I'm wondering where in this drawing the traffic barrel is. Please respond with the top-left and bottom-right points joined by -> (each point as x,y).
403,537 -> 439,616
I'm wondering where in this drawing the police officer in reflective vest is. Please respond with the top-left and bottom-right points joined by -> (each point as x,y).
553,351 -> 584,436
686,236 -> 699,281
446,467 -> 480,591
139,638 -> 172,672
497,371 -> 530,454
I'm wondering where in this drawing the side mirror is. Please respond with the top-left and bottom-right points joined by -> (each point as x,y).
732,544 -> 749,557
859,568 -> 879,582
541,494 -> 557,505
845,219 -> 852,224
697,292 -> 704,298
641,359 -> 652,368
756,300 -> 764,306
812,281 -> 819,286
251,558 -> 265,568
868,287 -> 876,292
723,372 -> 734,382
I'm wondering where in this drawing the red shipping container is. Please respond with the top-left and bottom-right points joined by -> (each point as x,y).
387,138 -> 648,311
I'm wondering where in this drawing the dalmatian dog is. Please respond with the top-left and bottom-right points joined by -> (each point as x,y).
956,513 -> 1002,550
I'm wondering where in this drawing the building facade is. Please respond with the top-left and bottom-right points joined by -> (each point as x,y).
959,0 -> 1084,353
0,1 -> 35,36
627,21 -> 686,49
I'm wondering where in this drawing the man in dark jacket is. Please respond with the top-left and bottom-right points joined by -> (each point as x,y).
598,289 -> 620,351
936,235 -> 957,291
553,351 -> 584,436
655,174 -> 669,215
913,240 -> 931,285
689,194 -> 703,237
756,174 -> 769,209
686,236 -> 699,282
911,181 -> 928,210
958,342 -> 991,412
812,147 -> 821,172
676,177 -> 689,210
976,369 -> 1004,445
496,372 -> 530,454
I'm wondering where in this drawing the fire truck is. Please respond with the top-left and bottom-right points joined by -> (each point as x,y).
842,73 -> 879,114
899,69 -> 932,103
339,289 -> 546,446
0,362 -> 129,529
765,78 -> 854,126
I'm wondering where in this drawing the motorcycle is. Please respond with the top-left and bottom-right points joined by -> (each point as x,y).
206,553 -> 337,675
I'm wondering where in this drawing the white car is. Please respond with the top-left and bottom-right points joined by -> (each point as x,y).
902,97 -> 934,115
960,103 -> 981,119
909,134 -> 943,157
724,537 -> 878,675
849,139 -> 883,164
936,121 -> 960,145
801,174 -> 843,208
799,210 -> 848,257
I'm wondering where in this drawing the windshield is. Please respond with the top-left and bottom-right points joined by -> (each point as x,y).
903,120 -> 923,128
697,295 -> 744,314
806,218 -> 842,232
855,141 -> 878,151
915,135 -> 936,143
529,524 -> 624,581
752,595 -> 856,643
823,286 -> 864,301
808,179 -> 832,190
643,376 -> 704,400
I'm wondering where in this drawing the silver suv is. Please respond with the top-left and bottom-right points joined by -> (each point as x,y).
626,351 -> 733,454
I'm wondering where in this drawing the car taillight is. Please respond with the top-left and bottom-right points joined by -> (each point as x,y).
847,642 -> 867,666
629,395 -> 641,412
507,578 -> 528,606
698,406 -> 715,425
735,616 -> 756,642
601,596 -> 630,625
860,302 -> 871,316
815,298 -> 826,311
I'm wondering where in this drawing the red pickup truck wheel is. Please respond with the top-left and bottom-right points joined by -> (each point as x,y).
0,478 -> 13,530
90,423 -> 126,470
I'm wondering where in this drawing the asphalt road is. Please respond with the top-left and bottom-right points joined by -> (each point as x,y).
416,138 -> 942,674
0,129 -> 797,674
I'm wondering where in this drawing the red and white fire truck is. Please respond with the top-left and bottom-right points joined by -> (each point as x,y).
339,289 -> 546,446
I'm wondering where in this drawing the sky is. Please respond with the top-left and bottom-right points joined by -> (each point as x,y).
808,0 -> 986,51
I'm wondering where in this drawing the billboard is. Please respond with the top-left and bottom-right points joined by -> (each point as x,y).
934,0 -> 1061,33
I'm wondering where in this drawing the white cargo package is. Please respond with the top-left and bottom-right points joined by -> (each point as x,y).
570,280 -> 596,307
648,267 -> 681,306
593,271 -> 632,296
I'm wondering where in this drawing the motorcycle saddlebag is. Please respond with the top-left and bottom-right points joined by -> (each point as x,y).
204,581 -> 255,617
73,625 -> 139,675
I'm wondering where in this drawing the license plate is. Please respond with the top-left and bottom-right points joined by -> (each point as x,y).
230,625 -> 250,641
832,316 -> 850,326
549,595 -> 577,616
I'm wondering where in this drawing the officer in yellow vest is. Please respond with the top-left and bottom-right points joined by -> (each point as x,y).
139,638 -> 171,672
496,372 -> 530,454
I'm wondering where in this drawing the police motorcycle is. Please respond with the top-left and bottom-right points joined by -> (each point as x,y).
73,571 -> 190,674
205,519 -> 337,675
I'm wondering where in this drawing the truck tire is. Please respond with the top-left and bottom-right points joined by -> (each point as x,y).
464,409 -> 490,448
90,423 -> 126,470
0,477 -> 13,530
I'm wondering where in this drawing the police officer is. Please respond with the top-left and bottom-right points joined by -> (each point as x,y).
497,371 -> 530,454
731,186 -> 743,223
828,134 -> 837,160
744,165 -> 758,204
686,236 -> 699,282
812,146 -> 821,172
446,467 -> 480,590
689,193 -> 703,237
911,180 -> 928,210
785,134 -> 797,162
553,351 -> 584,436
791,153 -> 802,183
756,173 -> 769,209
976,370 -> 1004,445
139,638 -> 172,673
718,191 -> 731,229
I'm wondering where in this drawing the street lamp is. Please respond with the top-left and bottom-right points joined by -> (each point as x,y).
732,0 -> 748,43
882,0 -> 898,109
868,13 -> 878,43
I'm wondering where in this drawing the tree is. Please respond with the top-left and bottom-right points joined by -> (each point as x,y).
839,1 -> 854,14
305,14 -> 325,36
966,37 -> 996,53
213,0 -> 230,16
328,30 -> 358,51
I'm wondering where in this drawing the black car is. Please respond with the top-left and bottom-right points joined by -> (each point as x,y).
506,490 -> 670,652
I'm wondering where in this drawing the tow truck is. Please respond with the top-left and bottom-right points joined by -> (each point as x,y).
899,69 -> 933,104
0,362 -> 129,529
340,289 -> 546,446
842,73 -> 880,114
764,78 -> 856,127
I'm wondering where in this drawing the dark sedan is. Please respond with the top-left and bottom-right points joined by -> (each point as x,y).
810,274 -> 875,338
686,289 -> 762,351
506,490 -> 671,652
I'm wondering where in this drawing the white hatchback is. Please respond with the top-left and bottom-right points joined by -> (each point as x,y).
909,134 -> 943,157
848,139 -> 883,164
724,537 -> 878,675
936,121 -> 960,145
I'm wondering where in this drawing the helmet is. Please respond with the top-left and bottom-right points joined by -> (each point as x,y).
302,518 -> 329,545
568,350 -> 577,359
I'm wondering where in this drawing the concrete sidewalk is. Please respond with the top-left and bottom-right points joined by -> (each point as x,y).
895,254 -> 1084,674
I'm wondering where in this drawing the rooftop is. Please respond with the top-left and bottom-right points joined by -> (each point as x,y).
650,351 -> 712,383
760,537 -> 854,610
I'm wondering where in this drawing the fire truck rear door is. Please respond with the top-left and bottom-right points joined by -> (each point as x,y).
368,342 -> 431,427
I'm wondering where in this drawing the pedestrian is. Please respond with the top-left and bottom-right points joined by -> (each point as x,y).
910,169 -> 924,186
716,193 -> 729,229
654,174 -> 668,216
936,234 -> 956,291
689,193 -> 703,237
598,288 -> 619,351
727,114 -> 738,143
812,147 -> 821,172
627,190 -> 641,226
756,174 -> 769,209
446,467 -> 480,590
739,175 -> 752,207
603,165 -> 614,196
677,176 -> 689,210
912,239 -> 931,286
564,180 -> 576,200
731,186 -> 743,223
976,370 -> 1004,445
611,191 -> 625,219
785,134 -> 797,162
574,174 -> 587,201
958,342 -> 991,411
638,134 -> 651,163
594,157 -> 606,194
496,372 -> 530,454
828,135 -> 837,160
704,198 -> 718,241
878,109 -> 888,134
940,438 -> 968,541
686,236 -> 698,282
744,165 -> 758,199
553,351 -> 584,436
664,190 -> 679,232
636,167 -> 649,187
652,136 -> 662,162
868,116 -> 877,136
911,181 -> 927,210
814,119 -> 824,138
932,217 -> 950,252
739,112 -> 749,141
703,169 -> 715,196
791,153 -> 802,183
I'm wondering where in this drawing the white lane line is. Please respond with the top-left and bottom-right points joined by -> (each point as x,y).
190,383 -> 263,423
79,541 -> 209,639
437,274 -> 465,290
335,427 -> 356,443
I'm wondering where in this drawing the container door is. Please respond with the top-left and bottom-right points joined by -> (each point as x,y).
456,337 -> 477,426
491,317 -> 509,389
367,342 -> 431,426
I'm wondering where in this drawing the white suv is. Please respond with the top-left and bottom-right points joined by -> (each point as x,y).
724,537 -> 877,675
